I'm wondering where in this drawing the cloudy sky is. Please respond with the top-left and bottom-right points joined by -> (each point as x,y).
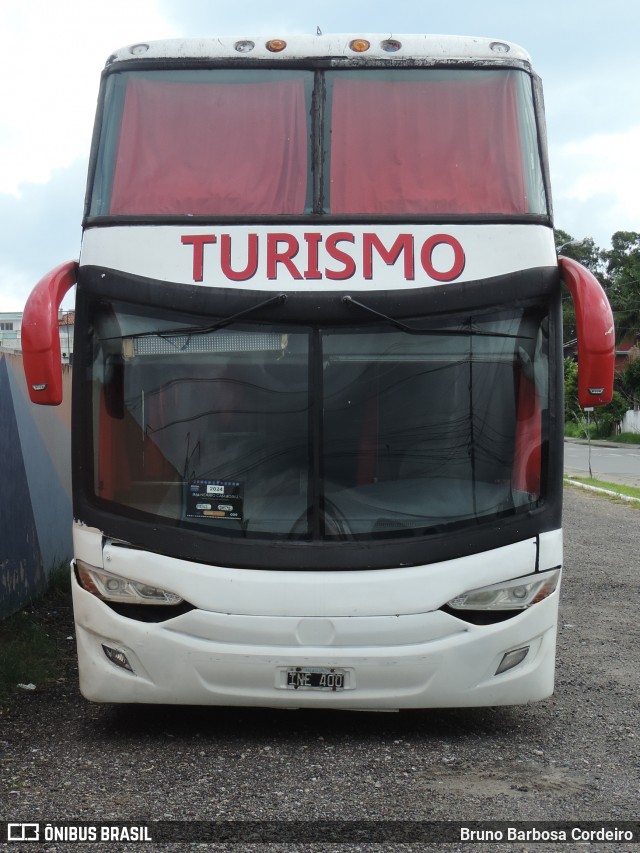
1,0 -> 639,310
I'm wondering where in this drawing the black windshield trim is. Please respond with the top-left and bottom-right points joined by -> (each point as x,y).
71,493 -> 560,571
72,269 -> 564,571
341,295 -> 533,338
78,264 -> 559,324
120,293 -> 288,342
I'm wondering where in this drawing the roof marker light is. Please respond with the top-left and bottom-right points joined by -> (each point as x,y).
266,39 -> 287,52
381,39 -> 401,52
129,43 -> 149,56
490,41 -> 510,54
235,40 -> 255,53
349,39 -> 371,53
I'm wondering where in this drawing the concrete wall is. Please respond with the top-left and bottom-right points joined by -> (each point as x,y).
622,409 -> 640,435
0,351 -> 72,619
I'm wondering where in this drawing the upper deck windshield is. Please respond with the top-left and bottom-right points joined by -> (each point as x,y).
89,67 -> 547,218
89,299 -> 549,544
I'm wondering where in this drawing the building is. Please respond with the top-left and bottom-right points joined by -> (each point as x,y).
59,310 -> 75,364
0,312 -> 22,352
615,336 -> 640,374
0,310 -> 74,363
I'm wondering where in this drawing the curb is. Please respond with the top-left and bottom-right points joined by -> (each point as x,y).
564,437 -> 640,450
564,478 -> 640,504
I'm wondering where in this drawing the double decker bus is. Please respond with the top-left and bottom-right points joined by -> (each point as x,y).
22,34 -> 614,707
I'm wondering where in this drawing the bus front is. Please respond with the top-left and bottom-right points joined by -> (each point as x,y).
24,35 -> 614,706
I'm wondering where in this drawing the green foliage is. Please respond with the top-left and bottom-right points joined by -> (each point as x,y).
609,432 -> 640,444
556,227 -> 640,347
564,356 -> 629,438
591,390 -> 628,438
603,231 -> 640,343
620,358 -> 640,402
563,357 -> 580,421
564,418 -> 596,439
554,229 -> 606,280
555,229 -> 608,347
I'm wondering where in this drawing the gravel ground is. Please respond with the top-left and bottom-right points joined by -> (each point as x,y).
1,486 -> 638,853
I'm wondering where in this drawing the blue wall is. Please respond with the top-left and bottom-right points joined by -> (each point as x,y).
0,352 -> 72,619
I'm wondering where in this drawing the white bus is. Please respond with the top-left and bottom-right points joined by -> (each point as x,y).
23,34 -> 614,707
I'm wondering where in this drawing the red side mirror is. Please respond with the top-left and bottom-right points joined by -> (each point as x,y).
22,261 -> 78,405
559,255 -> 615,408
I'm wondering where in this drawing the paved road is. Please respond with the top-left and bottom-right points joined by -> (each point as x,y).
564,439 -> 640,488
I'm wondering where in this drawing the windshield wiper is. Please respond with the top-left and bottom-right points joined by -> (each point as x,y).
342,295 -> 532,339
123,293 -> 288,343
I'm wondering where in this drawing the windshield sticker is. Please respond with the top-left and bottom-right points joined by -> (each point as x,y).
187,480 -> 243,521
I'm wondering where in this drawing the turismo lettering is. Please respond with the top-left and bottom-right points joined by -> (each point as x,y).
181,231 -> 465,284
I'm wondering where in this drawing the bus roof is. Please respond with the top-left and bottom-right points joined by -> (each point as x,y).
105,34 -> 532,68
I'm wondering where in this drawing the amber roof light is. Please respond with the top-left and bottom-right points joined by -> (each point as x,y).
349,39 -> 370,53
266,39 -> 287,52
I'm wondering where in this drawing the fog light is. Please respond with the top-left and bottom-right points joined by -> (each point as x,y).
102,644 -> 134,673
496,646 -> 529,675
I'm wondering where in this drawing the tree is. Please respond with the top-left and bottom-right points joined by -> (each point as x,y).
620,357 -> 640,406
592,390 -> 628,438
554,228 -> 607,280
603,231 -> 640,342
563,357 -> 580,422
554,229 -> 607,346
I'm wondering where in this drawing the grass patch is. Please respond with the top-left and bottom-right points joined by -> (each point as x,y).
564,420 -> 595,439
0,562 -> 74,703
608,432 -> 640,445
566,476 -> 640,502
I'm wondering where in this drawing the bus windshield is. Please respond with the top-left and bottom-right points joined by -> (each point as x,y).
89,68 -> 546,218
90,300 -> 549,542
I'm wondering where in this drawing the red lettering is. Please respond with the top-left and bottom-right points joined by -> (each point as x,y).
267,233 -> 303,280
363,233 -> 414,280
325,232 -> 356,280
181,234 -> 217,282
220,234 -> 259,281
179,230 -> 466,286
420,234 -> 465,282
303,232 -> 323,280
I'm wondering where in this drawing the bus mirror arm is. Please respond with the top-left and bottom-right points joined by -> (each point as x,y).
22,260 -> 78,405
559,255 -> 615,408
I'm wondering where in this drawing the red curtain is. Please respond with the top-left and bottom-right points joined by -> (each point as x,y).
110,77 -> 308,215
512,373 -> 541,497
97,391 -> 178,502
330,73 -> 527,215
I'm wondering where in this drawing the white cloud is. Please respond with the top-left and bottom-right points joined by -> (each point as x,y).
0,157 -> 87,310
550,126 -> 640,247
0,264 -> 32,312
0,0 -> 177,196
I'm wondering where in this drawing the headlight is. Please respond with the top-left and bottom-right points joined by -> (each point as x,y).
447,568 -> 560,611
76,560 -> 183,605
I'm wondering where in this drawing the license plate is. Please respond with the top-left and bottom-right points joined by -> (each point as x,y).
284,667 -> 348,691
